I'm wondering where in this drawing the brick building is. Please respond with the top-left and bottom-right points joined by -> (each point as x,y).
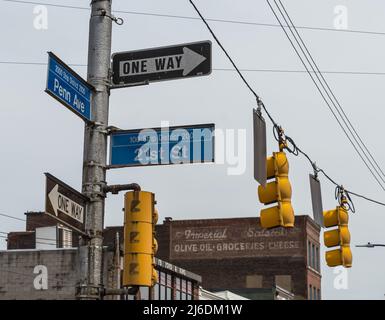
1,212 -> 201,300
3,212 -> 320,300
155,215 -> 321,300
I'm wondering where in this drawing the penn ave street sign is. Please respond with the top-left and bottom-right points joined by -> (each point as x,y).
45,52 -> 93,122
111,41 -> 211,87
45,173 -> 88,231
109,124 -> 215,168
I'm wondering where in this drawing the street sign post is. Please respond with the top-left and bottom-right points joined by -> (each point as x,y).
109,124 -> 215,168
45,52 -> 93,122
45,173 -> 88,232
111,41 -> 211,87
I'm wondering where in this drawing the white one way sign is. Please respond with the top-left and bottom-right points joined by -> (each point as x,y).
48,184 -> 84,223
119,47 -> 206,77
45,173 -> 87,230
112,41 -> 211,87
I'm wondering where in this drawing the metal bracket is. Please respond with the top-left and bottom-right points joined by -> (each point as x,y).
104,183 -> 141,195
93,8 -> 124,25
84,161 -> 107,169
106,126 -> 122,135
76,283 -> 103,300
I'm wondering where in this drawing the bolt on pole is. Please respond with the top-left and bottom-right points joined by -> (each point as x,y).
78,0 -> 112,299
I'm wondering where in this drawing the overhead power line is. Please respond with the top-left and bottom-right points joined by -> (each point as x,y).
3,0 -> 385,37
0,230 -> 58,243
187,0 -> 385,207
3,60 -> 385,76
268,0 -> 385,191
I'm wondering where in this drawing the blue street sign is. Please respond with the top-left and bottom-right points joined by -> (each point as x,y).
45,52 -> 92,122
109,124 -> 215,168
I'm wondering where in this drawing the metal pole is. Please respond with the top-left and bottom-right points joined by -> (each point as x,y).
78,0 -> 112,300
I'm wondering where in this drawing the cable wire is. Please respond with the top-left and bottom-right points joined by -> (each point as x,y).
3,60 -> 385,76
188,0 -> 385,208
4,0 -> 385,37
275,0 -> 385,185
267,0 -> 385,191
0,230 -> 59,243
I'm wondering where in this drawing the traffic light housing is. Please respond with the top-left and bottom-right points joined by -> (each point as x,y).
123,191 -> 158,287
258,151 -> 295,228
323,206 -> 352,268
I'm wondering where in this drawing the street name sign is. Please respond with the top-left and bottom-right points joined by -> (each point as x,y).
109,124 -> 215,168
45,52 -> 93,122
45,173 -> 88,232
111,41 -> 211,87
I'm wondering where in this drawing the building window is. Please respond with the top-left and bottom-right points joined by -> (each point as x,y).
139,287 -> 149,300
153,283 -> 159,300
309,285 -> 313,300
313,286 -> 317,301
175,277 -> 181,300
311,243 -> 315,269
166,273 -> 173,300
315,246 -> 320,271
187,281 -> 192,300
317,289 -> 321,300
159,271 -> 166,300
181,279 -> 187,300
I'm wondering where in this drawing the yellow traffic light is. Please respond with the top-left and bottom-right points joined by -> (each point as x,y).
123,191 -> 158,287
323,206 -> 352,268
258,151 -> 294,228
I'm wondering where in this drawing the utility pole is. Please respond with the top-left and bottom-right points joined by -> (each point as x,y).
77,0 -> 112,300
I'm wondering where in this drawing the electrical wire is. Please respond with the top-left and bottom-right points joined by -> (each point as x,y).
266,0 -> 385,192
4,0 -> 385,37
1,0 -> 384,208
273,0 -> 385,187
188,0 -> 385,209
3,60 -> 385,76
0,234 -> 57,246
0,230 -> 59,243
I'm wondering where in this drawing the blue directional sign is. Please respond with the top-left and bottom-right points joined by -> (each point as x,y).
109,124 -> 215,168
45,52 -> 92,122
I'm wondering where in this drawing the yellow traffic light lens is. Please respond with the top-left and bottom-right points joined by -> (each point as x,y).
325,246 -> 352,268
324,229 -> 340,247
325,248 -> 343,267
260,202 -> 294,228
323,207 -> 348,228
324,226 -> 351,248
260,206 -> 281,229
258,181 -> 277,204
258,178 -> 292,204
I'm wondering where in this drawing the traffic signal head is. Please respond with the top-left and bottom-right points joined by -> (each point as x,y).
123,191 -> 158,287
258,151 -> 294,228
323,206 -> 352,268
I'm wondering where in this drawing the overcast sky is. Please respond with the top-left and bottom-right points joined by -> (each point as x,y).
1,0 -> 385,299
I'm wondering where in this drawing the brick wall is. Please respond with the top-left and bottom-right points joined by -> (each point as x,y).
155,215 -> 321,300
0,249 -> 117,300
0,249 -> 78,299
